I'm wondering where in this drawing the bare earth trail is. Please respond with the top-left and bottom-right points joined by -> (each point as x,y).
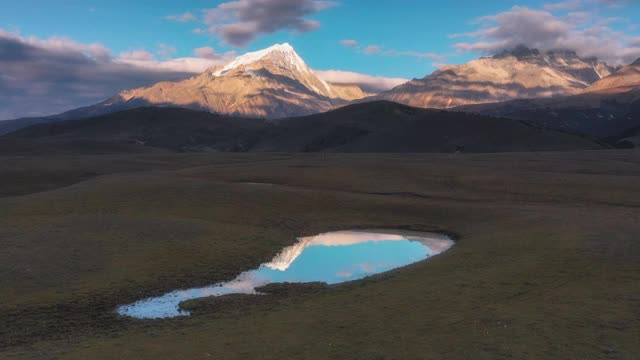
1,151 -> 639,359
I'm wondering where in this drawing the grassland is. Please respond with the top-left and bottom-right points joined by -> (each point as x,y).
1,151 -> 639,359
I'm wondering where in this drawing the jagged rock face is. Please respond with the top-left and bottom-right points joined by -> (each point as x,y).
584,60 -> 640,94
111,44 -> 367,119
372,46 -> 615,109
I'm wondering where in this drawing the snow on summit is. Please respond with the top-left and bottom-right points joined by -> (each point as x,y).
213,43 -> 303,76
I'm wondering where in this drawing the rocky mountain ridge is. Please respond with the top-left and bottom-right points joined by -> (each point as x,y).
368,45 -> 615,109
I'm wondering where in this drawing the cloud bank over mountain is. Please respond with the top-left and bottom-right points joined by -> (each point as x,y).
313,70 -> 407,93
197,0 -> 339,46
0,30 -> 233,119
452,1 -> 640,65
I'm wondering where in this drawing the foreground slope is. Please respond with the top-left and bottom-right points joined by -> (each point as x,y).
4,101 -> 604,154
370,46 -> 614,109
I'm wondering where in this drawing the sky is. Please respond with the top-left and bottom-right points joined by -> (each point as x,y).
1,0 -> 639,120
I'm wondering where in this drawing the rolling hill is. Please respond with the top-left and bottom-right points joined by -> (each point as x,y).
457,87 -> 640,146
3,101 -> 604,154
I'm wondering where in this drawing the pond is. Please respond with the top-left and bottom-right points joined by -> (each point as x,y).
117,230 -> 454,319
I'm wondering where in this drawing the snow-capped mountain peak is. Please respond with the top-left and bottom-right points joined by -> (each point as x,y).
94,43 -> 368,119
211,43 -> 335,98
213,43 -> 300,76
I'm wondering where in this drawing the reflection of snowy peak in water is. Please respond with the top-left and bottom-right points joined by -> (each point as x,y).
264,236 -> 314,271
117,230 -> 455,319
264,230 -> 453,272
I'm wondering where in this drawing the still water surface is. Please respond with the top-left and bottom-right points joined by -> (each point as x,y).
117,230 -> 454,319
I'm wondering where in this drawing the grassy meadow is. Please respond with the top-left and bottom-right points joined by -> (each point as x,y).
1,151 -> 639,359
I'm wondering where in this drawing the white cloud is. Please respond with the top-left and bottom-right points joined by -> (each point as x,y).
116,43 -> 235,73
118,50 -> 154,61
452,5 -> 640,65
544,0 -> 631,12
363,45 -> 381,55
340,39 -> 443,60
165,12 -> 197,22
431,62 -> 449,69
115,57 -> 226,74
314,69 -> 407,92
202,0 -> 339,46
3,30 -> 112,62
544,0 -> 583,11
194,46 -> 217,59
157,43 -> 177,58
0,29 -> 234,120
340,39 -> 357,47
194,46 -> 238,61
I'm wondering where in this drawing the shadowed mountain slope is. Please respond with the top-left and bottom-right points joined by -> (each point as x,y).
4,101 -> 604,154
458,87 -> 640,143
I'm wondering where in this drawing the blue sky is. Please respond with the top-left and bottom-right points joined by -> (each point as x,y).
1,0 -> 639,119
2,0 -> 638,79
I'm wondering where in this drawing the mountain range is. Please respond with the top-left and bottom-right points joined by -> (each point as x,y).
1,43 -> 639,151
458,60 -> 640,144
369,45 -> 616,109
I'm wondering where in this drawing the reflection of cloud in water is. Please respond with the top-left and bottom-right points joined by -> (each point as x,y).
117,230 -> 454,319
266,230 -> 452,272
359,262 -> 382,273
308,231 -> 408,246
